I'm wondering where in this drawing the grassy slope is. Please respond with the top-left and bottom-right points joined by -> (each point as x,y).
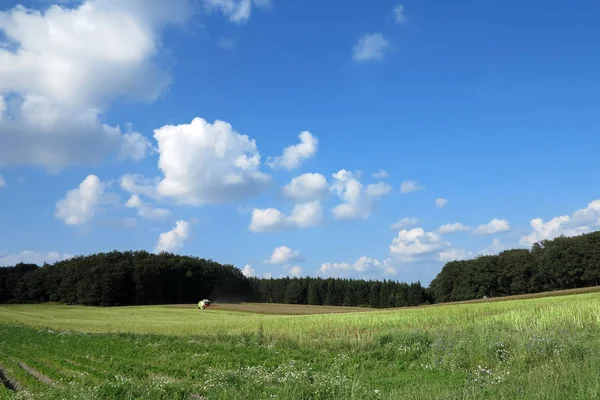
167,302 -> 378,314
0,294 -> 599,399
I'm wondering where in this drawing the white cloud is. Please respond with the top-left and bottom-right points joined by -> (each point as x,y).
391,217 -> 419,230
389,227 -> 445,261
0,174 -> 5,187
519,200 -> 600,246
154,117 -> 270,205
249,201 -> 323,232
0,0 -> 190,170
282,173 -> 329,202
262,272 -> 273,279
352,33 -> 390,62
320,256 -> 395,277
393,4 -> 407,24
154,220 -> 190,253
55,174 -> 116,225
400,180 -> 424,193
438,222 -> 470,234
249,208 -> 285,232
203,0 -> 270,23
267,131 -> 318,170
266,246 -> 304,264
474,218 -> 511,235
287,201 -> 324,228
287,265 -> 303,277
331,169 -> 391,220
120,174 -> 160,199
373,169 -> 389,179
437,248 -> 473,262
366,182 -> 392,197
125,194 -> 171,220
241,264 -> 255,277
480,238 -> 506,256
435,198 -> 448,208
0,250 -> 74,266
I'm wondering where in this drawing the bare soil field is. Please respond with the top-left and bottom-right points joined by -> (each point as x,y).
168,302 -> 377,314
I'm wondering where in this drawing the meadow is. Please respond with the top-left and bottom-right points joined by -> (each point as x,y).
0,293 -> 599,399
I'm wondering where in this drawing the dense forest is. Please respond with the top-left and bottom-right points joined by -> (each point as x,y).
429,230 -> 600,302
0,251 -> 251,306
248,278 -> 430,308
1,231 -> 600,307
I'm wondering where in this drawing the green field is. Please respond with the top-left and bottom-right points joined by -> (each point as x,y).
1,294 -> 599,399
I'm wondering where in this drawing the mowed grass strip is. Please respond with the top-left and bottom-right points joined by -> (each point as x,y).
168,302 -> 377,314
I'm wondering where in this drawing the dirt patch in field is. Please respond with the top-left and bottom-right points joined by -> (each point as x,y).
18,362 -> 55,386
0,364 -> 20,391
168,303 -> 377,315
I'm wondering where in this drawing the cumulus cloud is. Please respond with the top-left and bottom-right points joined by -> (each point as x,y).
0,174 -> 5,187
366,182 -> 392,197
373,169 -> 389,179
519,200 -> 600,246
389,228 -> 446,261
125,194 -> 171,220
267,131 -> 318,170
266,246 -> 304,264
474,218 -> 511,235
437,248 -> 473,262
352,33 -> 390,62
203,0 -> 270,23
480,238 -> 506,256
391,217 -> 419,230
400,180 -> 424,193
438,222 -> 470,234
55,174 -> 116,225
320,256 -> 395,277
394,4 -> 407,24
0,0 -> 191,170
331,169 -> 391,220
153,117 -> 270,205
154,220 -> 190,253
241,264 -> 255,277
0,250 -> 74,266
282,173 -> 329,202
435,198 -> 448,208
249,201 -> 323,232
286,265 -> 303,277
120,173 -> 160,199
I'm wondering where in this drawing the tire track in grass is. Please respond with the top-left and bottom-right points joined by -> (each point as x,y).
0,363 -> 20,391
7,349 -> 72,385
16,361 -> 55,386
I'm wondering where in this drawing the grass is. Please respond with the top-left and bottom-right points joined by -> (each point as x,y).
167,302 -> 377,314
0,293 -> 599,399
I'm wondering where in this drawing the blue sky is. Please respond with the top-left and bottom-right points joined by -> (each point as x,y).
0,0 -> 599,285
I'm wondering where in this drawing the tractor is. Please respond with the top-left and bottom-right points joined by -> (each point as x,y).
197,299 -> 212,310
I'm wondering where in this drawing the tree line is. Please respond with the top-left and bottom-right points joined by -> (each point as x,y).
0,251 -> 251,306
1,230 -> 600,307
429,230 -> 600,303
247,278 -> 430,308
